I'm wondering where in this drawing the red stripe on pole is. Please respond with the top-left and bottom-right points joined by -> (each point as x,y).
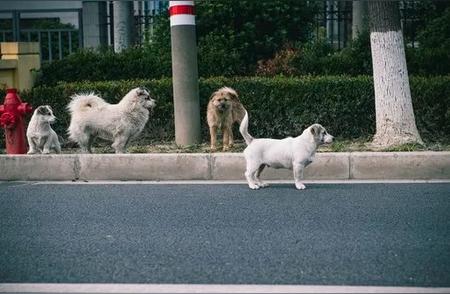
169,5 -> 195,16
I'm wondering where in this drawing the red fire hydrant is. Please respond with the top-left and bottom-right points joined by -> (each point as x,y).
0,88 -> 33,154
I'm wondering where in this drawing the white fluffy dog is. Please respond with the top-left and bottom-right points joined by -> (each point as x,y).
27,105 -> 61,154
239,110 -> 334,190
67,87 -> 155,153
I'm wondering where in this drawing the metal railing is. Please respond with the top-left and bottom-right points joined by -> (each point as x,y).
314,0 -> 432,49
0,28 -> 81,62
315,1 -> 352,49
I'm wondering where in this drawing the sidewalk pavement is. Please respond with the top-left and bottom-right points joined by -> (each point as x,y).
1,152 -> 449,181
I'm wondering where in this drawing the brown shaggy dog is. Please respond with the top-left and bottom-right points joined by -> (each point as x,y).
207,87 -> 246,151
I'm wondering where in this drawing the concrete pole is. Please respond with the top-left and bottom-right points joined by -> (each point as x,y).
169,0 -> 201,145
82,1 -> 108,49
326,0 -> 335,44
12,11 -> 20,42
352,1 -> 368,40
113,0 -> 133,52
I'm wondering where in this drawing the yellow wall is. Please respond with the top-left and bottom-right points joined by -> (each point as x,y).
0,42 -> 40,91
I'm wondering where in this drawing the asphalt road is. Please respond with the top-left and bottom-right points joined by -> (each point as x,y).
0,182 -> 449,287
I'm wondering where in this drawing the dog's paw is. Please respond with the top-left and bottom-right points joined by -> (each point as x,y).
42,150 -> 51,154
210,146 -> 217,152
249,183 -> 260,190
295,183 -> 306,190
27,150 -> 38,155
222,146 -> 230,152
258,182 -> 269,188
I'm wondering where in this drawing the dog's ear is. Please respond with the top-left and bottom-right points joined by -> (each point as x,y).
209,91 -> 218,101
136,87 -> 145,95
141,87 -> 150,94
37,106 -> 47,115
228,89 -> 239,101
310,124 -> 320,136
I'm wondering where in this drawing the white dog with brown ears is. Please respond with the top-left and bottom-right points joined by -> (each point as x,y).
239,110 -> 334,190
67,87 -> 155,153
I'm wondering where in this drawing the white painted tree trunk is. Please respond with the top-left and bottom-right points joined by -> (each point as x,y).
368,1 -> 423,147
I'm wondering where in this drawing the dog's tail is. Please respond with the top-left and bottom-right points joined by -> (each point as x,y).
67,93 -> 106,114
239,109 -> 254,145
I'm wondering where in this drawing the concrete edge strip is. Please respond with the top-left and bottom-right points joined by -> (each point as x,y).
1,152 -> 450,181
349,152 -> 354,179
1,283 -> 449,294
22,179 -> 450,185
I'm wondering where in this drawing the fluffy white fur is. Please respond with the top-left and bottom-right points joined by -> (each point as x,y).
27,105 -> 61,154
239,110 -> 334,190
67,87 -> 155,153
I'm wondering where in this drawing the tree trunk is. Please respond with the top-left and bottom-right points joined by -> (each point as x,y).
368,1 -> 423,148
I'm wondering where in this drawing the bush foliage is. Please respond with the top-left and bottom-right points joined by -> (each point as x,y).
35,46 -> 172,86
37,26 -> 449,87
2,76 -> 448,148
150,0 -> 318,76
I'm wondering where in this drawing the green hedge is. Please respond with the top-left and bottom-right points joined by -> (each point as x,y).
1,76 -> 449,148
35,47 -> 172,87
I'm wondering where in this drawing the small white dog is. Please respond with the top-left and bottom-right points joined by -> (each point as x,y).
239,110 -> 333,190
26,105 -> 61,154
67,87 -> 155,153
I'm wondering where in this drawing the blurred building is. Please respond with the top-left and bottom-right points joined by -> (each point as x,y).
0,0 -> 167,62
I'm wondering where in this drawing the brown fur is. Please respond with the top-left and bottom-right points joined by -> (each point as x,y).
207,87 -> 246,151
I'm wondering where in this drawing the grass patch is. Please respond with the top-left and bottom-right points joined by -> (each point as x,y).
129,142 -> 247,153
2,139 -> 450,154
69,139 -> 450,153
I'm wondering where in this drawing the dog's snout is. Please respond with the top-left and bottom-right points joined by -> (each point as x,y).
146,98 -> 156,109
324,134 -> 334,144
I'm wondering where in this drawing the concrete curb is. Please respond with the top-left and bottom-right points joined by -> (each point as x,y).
1,152 -> 449,181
